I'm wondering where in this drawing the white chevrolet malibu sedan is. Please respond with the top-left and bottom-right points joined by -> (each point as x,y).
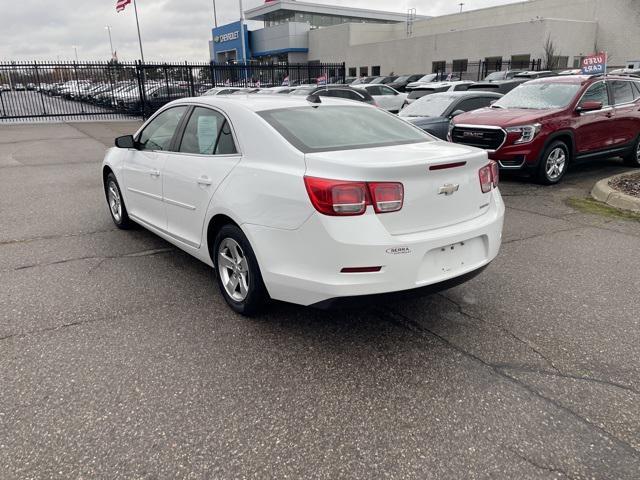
102,95 -> 504,315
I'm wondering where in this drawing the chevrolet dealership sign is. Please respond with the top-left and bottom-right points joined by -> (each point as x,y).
215,31 -> 240,43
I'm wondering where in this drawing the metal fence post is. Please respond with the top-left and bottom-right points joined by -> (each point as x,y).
135,60 -> 146,119
34,61 -> 47,115
187,61 -> 195,96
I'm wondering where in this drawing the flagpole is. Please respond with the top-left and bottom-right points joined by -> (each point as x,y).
238,0 -> 246,65
133,0 -> 145,63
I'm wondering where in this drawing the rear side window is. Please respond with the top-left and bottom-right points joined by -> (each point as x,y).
318,89 -> 364,102
611,81 -> 635,105
453,84 -> 470,92
366,85 -> 383,96
633,82 -> 640,99
379,86 -> 397,96
258,105 -> 431,153
581,82 -> 610,106
178,107 -> 237,155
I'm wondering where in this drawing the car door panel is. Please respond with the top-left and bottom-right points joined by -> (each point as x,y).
163,107 -> 241,248
610,80 -> 639,146
123,106 -> 188,229
573,81 -> 614,154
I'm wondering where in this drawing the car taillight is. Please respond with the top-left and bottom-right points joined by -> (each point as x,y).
368,182 -> 404,213
304,177 -> 403,216
479,161 -> 499,193
490,161 -> 499,187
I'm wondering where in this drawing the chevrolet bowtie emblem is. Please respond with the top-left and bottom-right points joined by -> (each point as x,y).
438,184 -> 460,196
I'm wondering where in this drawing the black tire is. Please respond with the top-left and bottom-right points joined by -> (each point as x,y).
536,140 -> 570,185
105,173 -> 133,229
623,135 -> 640,167
213,224 -> 268,316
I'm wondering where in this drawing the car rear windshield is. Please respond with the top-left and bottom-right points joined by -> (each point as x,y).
407,87 -> 449,100
258,105 -> 432,153
493,82 -> 581,109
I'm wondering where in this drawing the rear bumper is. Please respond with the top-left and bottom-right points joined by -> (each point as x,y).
310,264 -> 488,309
243,189 -> 504,307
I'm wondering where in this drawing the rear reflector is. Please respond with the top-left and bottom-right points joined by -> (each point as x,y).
340,266 -> 382,273
429,161 -> 467,171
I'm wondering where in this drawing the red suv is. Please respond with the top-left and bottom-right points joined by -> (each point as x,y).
450,75 -> 640,184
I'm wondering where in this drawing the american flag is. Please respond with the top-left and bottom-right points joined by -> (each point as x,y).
116,0 -> 132,12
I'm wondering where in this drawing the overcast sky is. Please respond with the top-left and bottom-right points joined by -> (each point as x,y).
0,0 -> 522,61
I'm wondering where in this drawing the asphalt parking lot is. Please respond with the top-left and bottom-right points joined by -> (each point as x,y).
0,91 -> 123,122
1,121 -> 639,479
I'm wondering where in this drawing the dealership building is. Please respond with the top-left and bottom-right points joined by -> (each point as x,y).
210,0 -> 640,75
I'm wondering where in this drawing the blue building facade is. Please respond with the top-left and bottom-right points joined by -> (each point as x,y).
210,21 -> 251,63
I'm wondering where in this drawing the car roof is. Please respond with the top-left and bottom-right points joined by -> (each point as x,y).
436,91 -> 503,98
170,94 -> 368,113
525,74 -> 639,85
411,81 -> 473,89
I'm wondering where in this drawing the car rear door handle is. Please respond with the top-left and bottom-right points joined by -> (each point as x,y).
149,169 -> 161,177
197,176 -> 213,186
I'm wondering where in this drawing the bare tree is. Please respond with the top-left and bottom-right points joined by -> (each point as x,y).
543,36 -> 559,70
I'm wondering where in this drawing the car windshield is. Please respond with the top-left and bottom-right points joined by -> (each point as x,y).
399,94 -> 456,118
394,75 -> 411,82
259,105 -> 432,153
493,82 -> 581,109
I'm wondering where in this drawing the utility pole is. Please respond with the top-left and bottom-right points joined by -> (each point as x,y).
212,0 -> 218,28
73,45 -> 79,62
105,25 -> 115,59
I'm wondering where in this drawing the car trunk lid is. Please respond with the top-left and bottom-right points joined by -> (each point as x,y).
304,141 -> 492,235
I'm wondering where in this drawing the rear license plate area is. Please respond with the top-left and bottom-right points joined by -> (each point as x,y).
420,236 -> 487,280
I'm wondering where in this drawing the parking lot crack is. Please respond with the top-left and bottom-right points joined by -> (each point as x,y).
9,247 -> 175,272
437,293 -> 562,374
0,228 -> 118,246
506,447 -> 576,479
379,307 -> 640,458
502,226 -> 587,245
493,364 -> 640,396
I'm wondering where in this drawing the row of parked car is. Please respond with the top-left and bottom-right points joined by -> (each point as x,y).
203,71 -> 640,185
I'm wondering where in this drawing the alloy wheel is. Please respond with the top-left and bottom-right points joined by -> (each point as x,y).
545,147 -> 566,181
218,238 -> 250,302
107,180 -> 122,223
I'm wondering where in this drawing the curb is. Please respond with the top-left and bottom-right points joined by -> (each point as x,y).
591,172 -> 640,213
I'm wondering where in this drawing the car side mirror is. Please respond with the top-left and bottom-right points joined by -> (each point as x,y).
577,101 -> 603,113
450,110 -> 465,118
115,135 -> 137,149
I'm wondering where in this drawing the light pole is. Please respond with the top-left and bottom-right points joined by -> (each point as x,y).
459,3 -> 465,13
212,0 -> 218,28
72,45 -> 79,62
105,25 -> 115,60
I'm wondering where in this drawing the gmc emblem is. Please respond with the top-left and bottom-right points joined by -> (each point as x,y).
462,131 -> 484,138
